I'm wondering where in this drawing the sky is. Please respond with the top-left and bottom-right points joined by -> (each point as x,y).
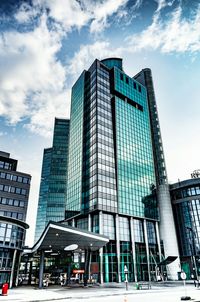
0,0 -> 200,246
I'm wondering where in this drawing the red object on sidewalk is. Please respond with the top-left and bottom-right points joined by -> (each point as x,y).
2,283 -> 9,296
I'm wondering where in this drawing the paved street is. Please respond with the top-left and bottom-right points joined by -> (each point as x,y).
0,282 -> 200,302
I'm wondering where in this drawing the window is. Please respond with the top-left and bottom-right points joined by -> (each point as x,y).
120,73 -> 123,81
23,177 -> 28,184
18,176 -> 22,182
19,201 -> 25,207
4,186 -> 9,192
6,174 -> 11,180
125,76 -> 129,84
2,198 -> 6,204
14,200 -> 19,206
133,82 -> 136,89
12,175 -> 17,181
12,212 -> 17,219
4,163 -> 9,169
10,187 -> 15,193
21,189 -> 26,195
18,213 -> 23,220
16,188 -> 21,194
138,85 -> 141,93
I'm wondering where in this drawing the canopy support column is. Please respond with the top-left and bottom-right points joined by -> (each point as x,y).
39,250 -> 45,289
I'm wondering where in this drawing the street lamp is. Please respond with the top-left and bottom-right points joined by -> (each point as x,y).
186,226 -> 199,284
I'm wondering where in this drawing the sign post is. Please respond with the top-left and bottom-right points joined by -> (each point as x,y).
124,265 -> 128,291
180,270 -> 191,301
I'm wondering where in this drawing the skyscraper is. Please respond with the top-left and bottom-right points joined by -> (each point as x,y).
65,58 -> 180,282
0,151 -> 31,287
35,118 -> 70,242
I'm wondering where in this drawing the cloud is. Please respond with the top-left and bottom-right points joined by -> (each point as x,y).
127,4 -> 200,53
0,0 -> 133,137
0,15 -> 69,137
154,0 -> 176,13
14,2 -> 39,23
67,41 -> 119,80
14,0 -> 129,33
89,0 -> 128,33
2,0 -> 200,139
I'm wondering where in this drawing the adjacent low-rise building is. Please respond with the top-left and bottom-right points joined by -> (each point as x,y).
170,172 -> 200,279
0,151 -> 31,287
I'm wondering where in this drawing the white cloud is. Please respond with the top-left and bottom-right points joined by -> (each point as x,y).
3,0 -> 200,140
14,0 -> 129,33
89,0 -> 128,33
38,0 -> 91,31
0,15 -> 69,137
127,4 -> 200,53
155,0 -> 175,13
0,0 -> 132,138
67,41 -> 115,80
14,2 -> 39,23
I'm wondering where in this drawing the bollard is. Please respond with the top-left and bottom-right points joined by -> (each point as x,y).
2,283 -> 9,296
180,271 -> 191,301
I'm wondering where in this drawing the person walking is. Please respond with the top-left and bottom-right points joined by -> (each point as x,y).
60,274 -> 65,286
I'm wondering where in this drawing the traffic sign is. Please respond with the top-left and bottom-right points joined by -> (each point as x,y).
124,265 -> 128,274
180,272 -> 186,280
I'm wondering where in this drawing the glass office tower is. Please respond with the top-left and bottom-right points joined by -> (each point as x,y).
65,58 -> 180,282
35,118 -> 70,242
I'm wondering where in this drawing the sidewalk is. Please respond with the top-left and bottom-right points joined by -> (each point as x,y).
0,282 -> 200,302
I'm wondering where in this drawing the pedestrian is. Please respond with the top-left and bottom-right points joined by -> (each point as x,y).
60,274 -> 64,286
46,276 -> 49,287
191,273 -> 195,287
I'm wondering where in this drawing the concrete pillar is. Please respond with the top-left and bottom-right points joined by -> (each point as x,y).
155,221 -> 162,262
143,220 -> 151,282
9,249 -> 17,288
28,261 -> 33,285
88,214 -> 91,232
115,214 -> 121,282
158,184 -> 180,280
130,217 -> 137,282
84,249 -> 89,286
88,250 -> 92,280
15,252 -> 22,287
39,250 -> 45,289
72,218 -> 75,227
99,211 -> 103,283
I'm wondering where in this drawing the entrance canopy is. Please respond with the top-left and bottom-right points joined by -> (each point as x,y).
158,256 -> 178,266
24,221 -> 109,254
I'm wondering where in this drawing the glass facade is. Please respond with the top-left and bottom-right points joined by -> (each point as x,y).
0,222 -> 25,249
66,73 -> 85,213
64,58 -> 168,283
114,66 -> 157,218
101,58 -> 123,71
34,148 -> 52,242
35,118 -> 70,242
171,179 -> 200,257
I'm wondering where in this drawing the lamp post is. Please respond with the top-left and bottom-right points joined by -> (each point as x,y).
186,226 -> 199,285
